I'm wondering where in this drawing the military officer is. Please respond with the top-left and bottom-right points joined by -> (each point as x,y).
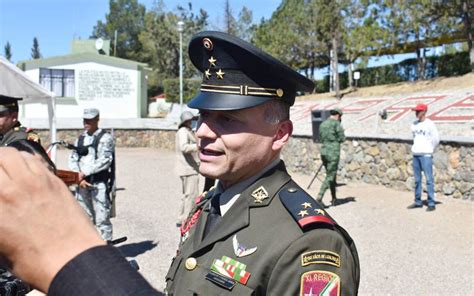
68,108 -> 114,241
0,95 -> 40,146
0,32 -> 359,296
165,31 -> 359,295
317,108 -> 345,207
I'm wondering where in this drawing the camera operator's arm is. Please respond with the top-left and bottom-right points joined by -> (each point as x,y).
0,148 -> 105,292
0,148 -> 158,295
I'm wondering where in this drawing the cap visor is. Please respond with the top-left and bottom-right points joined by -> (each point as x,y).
187,91 -> 273,111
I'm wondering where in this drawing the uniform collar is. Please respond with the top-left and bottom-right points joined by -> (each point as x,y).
215,157 -> 282,215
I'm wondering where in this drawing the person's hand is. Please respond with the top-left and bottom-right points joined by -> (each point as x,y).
0,148 -> 105,292
78,172 -> 85,182
79,179 -> 92,188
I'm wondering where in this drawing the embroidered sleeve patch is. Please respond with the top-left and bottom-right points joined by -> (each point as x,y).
301,250 -> 341,268
300,271 -> 340,296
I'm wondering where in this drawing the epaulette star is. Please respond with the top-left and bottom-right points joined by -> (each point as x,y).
205,69 -> 212,79
298,210 -> 309,217
302,202 -> 312,209
315,209 -> 325,215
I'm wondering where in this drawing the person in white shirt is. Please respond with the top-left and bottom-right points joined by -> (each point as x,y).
407,103 -> 440,211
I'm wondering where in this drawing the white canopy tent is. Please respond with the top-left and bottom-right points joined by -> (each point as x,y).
0,56 -> 57,159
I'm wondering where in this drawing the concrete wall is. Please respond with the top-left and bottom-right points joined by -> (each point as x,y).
23,62 -> 142,118
283,135 -> 473,201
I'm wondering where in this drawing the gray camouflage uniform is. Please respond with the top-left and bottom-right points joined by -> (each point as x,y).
68,128 -> 114,240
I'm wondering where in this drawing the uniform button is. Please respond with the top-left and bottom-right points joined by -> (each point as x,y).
288,188 -> 297,193
185,257 -> 197,270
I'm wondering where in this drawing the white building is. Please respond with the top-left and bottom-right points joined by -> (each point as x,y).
18,39 -> 149,120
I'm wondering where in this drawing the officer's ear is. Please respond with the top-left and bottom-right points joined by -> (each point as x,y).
272,119 -> 292,151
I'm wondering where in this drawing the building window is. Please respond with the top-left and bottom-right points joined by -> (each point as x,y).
39,68 -> 75,97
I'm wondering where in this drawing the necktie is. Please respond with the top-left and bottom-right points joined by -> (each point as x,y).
203,194 -> 222,239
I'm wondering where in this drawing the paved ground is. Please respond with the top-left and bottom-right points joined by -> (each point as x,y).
52,147 -> 473,295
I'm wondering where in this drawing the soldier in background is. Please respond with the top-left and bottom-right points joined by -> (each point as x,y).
69,108 -> 114,241
317,108 -> 345,207
175,111 -> 200,227
0,95 -> 40,146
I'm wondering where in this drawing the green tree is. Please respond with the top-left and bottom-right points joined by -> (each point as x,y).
92,0 -> 146,60
4,42 -> 12,61
224,0 -> 238,35
138,1 -> 208,96
253,0 -> 328,80
341,0 -> 387,88
31,37 -> 41,59
430,0 -> 474,71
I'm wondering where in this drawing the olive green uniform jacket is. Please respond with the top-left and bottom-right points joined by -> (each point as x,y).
319,118 -> 345,160
0,122 -> 40,146
166,161 -> 359,295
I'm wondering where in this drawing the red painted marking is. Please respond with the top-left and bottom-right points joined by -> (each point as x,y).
382,95 -> 446,122
299,215 -> 335,227
428,95 -> 474,122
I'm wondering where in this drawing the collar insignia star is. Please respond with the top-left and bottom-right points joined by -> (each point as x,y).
208,56 -> 217,67
204,69 -> 212,80
251,186 -> 268,203
298,210 -> 309,217
216,69 -> 225,79
302,202 -> 312,209
232,235 -> 257,257
315,209 -> 325,215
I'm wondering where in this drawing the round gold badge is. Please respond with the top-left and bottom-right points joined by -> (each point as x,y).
276,88 -> 284,97
185,257 -> 197,270
202,38 -> 213,51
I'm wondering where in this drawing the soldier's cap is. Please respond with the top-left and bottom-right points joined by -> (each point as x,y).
330,108 -> 343,116
83,108 -> 100,119
187,31 -> 315,111
179,111 -> 196,127
412,103 -> 428,112
0,95 -> 22,112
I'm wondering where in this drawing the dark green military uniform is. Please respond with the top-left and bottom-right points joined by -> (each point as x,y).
165,31 -> 359,296
0,95 -> 40,146
166,162 -> 359,295
317,110 -> 345,205
0,122 -> 40,146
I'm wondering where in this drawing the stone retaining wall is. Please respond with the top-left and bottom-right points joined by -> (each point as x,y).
283,136 -> 473,200
38,129 -> 472,201
37,129 -> 176,150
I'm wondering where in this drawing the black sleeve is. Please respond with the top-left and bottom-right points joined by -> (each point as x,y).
49,245 -> 159,296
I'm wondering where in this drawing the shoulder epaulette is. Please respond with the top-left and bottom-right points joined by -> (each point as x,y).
279,186 -> 336,229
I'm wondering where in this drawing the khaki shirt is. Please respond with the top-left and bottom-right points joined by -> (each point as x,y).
175,126 -> 199,177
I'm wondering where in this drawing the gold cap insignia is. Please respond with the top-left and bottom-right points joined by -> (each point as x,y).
251,186 -> 269,203
276,89 -> 284,97
208,56 -> 217,67
202,38 -> 213,51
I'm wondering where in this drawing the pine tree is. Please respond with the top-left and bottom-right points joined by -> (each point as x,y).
31,37 -> 42,59
4,42 -> 12,61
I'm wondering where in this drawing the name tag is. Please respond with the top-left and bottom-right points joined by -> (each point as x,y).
205,271 -> 236,290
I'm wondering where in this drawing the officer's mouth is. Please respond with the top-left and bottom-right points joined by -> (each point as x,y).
199,148 -> 224,160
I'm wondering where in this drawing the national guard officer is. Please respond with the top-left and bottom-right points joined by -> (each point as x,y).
0,95 -> 41,146
165,31 -> 359,295
68,108 -> 114,241
317,108 -> 345,207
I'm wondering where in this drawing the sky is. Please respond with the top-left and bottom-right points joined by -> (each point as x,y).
0,0 -> 423,79
0,0 -> 281,63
